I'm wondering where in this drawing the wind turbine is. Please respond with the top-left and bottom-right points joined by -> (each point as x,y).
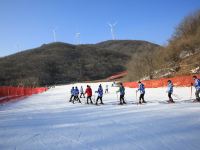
52,29 -> 57,42
75,32 -> 81,44
16,43 -> 20,52
108,22 -> 117,40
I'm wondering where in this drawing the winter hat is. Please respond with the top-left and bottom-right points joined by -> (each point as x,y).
193,75 -> 197,79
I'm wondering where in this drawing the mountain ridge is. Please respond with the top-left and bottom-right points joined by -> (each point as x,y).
0,40 -> 160,86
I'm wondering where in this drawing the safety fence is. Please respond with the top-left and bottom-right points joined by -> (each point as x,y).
107,71 -> 128,80
0,86 -> 48,104
124,74 -> 200,88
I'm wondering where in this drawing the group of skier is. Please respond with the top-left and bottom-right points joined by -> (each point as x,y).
69,75 -> 200,105
165,75 -> 200,103
69,86 -> 81,103
69,84 -> 107,105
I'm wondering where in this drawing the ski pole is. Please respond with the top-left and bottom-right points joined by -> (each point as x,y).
172,93 -> 182,100
190,86 -> 193,99
116,92 -> 119,104
135,90 -> 139,104
93,94 -> 96,103
136,90 -> 138,101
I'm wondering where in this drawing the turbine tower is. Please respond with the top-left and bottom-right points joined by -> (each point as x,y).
16,43 -> 20,52
52,29 -> 57,42
75,32 -> 81,44
108,22 -> 117,40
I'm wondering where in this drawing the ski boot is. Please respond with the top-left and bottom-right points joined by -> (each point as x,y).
86,100 -> 89,104
100,99 -> 104,104
142,100 -> 147,103
193,98 -> 200,102
119,100 -> 123,105
167,99 -> 174,103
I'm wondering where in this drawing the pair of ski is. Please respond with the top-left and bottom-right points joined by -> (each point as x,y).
158,101 -> 175,104
69,98 -> 82,104
115,101 -> 149,105
71,101 -> 82,104
85,102 -> 104,106
158,99 -> 200,104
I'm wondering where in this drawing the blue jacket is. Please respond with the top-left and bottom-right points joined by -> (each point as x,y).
138,83 -> 145,94
119,86 -> 125,95
71,88 -> 75,95
194,79 -> 200,90
97,86 -> 103,97
74,88 -> 79,96
167,83 -> 173,93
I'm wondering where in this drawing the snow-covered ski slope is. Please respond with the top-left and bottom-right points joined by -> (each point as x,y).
1,82 -> 200,150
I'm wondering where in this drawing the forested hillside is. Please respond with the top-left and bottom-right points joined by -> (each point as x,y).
0,41 -> 159,86
126,10 -> 200,81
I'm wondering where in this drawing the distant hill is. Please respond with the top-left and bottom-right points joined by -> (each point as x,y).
0,40 -> 160,86
95,40 -> 160,55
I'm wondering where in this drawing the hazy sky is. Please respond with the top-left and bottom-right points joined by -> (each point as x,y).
0,0 -> 200,56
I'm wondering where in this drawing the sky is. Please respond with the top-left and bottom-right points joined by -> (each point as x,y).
0,0 -> 200,57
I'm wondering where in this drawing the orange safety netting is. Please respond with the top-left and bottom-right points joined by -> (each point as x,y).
124,74 -> 200,88
0,86 -> 48,103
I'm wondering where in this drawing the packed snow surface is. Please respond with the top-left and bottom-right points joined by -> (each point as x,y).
0,82 -> 200,150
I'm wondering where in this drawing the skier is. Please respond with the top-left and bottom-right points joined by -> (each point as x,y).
73,86 -> 81,104
192,75 -> 200,102
112,81 -> 116,87
166,80 -> 174,103
116,83 -> 126,105
95,84 -> 104,105
80,86 -> 85,98
69,87 -> 75,102
105,84 -> 109,93
85,85 -> 93,104
136,81 -> 146,104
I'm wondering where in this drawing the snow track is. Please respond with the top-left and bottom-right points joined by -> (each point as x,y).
0,82 -> 200,150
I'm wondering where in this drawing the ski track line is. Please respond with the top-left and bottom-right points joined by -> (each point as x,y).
14,133 -> 41,150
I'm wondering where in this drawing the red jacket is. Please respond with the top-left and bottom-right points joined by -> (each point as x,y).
85,87 -> 92,96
